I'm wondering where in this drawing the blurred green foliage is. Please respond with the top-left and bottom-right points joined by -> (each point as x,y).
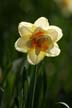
0,0 -> 72,108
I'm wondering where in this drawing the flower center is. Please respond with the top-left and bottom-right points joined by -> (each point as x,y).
31,30 -> 49,51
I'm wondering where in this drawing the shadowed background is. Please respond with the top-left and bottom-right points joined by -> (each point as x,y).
0,0 -> 72,108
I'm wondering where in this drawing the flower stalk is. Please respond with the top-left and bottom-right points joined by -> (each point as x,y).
31,65 -> 38,108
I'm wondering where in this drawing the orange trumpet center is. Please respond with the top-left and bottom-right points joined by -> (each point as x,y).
31,31 -> 48,51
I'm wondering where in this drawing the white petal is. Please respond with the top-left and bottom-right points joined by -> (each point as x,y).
46,43 -> 61,57
34,17 -> 49,30
15,38 -> 29,53
27,49 -> 45,65
18,22 -> 33,37
47,26 -> 63,42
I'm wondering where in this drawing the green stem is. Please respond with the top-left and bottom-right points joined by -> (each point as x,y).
22,67 -> 25,108
20,60 -> 26,108
31,65 -> 38,108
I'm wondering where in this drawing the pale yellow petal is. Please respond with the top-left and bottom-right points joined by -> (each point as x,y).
34,17 -> 49,30
15,38 -> 29,53
47,26 -> 63,42
18,22 -> 33,37
27,49 -> 45,65
46,43 -> 60,57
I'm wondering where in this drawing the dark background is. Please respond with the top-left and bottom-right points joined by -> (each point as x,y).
0,0 -> 72,108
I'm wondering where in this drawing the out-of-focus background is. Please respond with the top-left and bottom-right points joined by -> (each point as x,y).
0,0 -> 72,108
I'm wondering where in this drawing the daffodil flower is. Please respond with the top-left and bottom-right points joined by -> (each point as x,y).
15,17 -> 63,65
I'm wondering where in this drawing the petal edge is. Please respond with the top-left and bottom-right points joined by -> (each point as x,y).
18,22 -> 33,37
34,17 -> 49,30
47,26 -> 63,42
15,38 -> 29,53
46,43 -> 61,57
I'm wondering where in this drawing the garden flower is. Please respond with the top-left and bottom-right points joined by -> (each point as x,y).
15,17 -> 63,65
55,0 -> 72,16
